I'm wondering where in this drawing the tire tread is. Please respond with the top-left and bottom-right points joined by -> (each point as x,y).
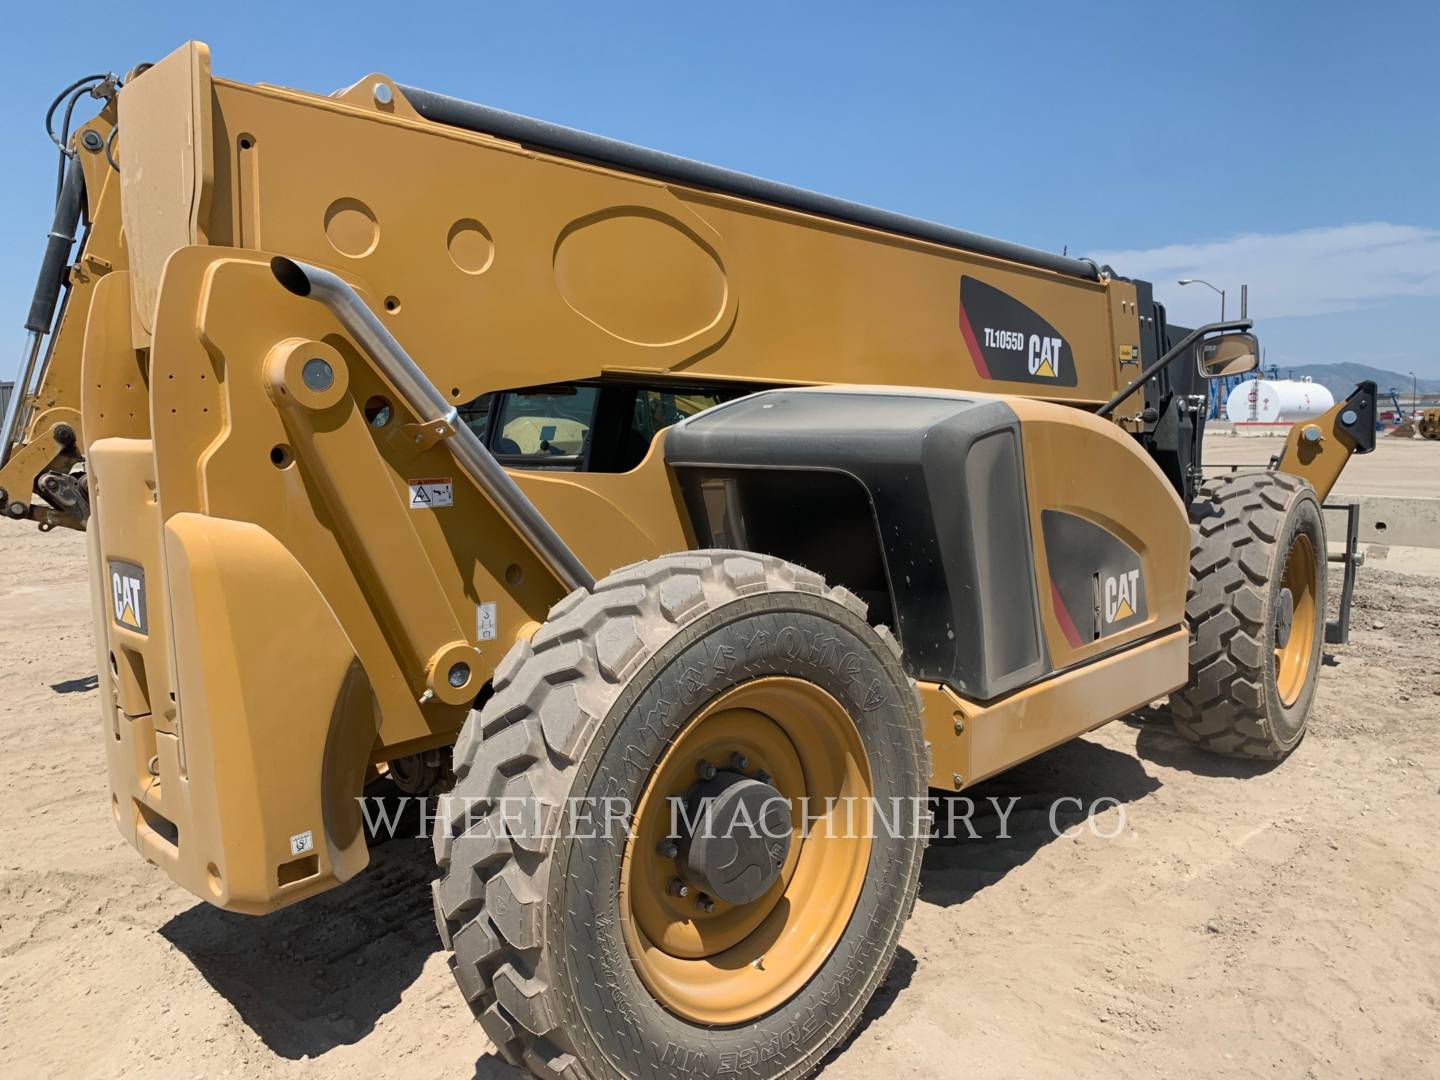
1169,471 -> 1321,760
435,550 -> 928,1079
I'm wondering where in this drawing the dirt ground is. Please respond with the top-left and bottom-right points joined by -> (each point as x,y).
1202,429 -> 1440,499
1,521 -> 1437,1079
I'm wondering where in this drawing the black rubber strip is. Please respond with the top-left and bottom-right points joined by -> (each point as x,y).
397,85 -> 1100,282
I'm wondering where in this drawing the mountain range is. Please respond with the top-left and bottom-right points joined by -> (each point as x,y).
1277,363 -> 1440,400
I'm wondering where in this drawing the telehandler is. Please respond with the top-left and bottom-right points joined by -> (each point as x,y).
4,42 -> 1377,1079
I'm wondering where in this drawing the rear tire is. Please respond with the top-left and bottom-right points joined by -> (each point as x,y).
1169,471 -> 1326,760
433,551 -> 929,1079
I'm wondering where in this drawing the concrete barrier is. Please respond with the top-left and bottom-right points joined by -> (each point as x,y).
1324,496 -> 1440,549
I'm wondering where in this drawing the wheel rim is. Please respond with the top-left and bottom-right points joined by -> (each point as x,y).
1275,532 -> 1318,707
620,677 -> 873,1025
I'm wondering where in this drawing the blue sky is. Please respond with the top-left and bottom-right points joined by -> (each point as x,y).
2,1 -> 1436,378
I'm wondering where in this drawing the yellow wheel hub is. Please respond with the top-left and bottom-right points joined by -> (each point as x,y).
620,677 -> 873,1025
1275,532 -> 1319,707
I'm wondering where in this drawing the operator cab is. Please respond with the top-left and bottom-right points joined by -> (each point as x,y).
453,380 -> 760,473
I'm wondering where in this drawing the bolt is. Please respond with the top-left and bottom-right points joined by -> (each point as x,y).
667,878 -> 689,898
953,716 -> 965,735
447,662 -> 471,688
0,489 -> 7,505
373,82 -> 394,106
755,770 -> 771,785
52,423 -> 75,446
656,838 -> 678,859
696,760 -> 716,781
696,895 -> 716,914
80,130 -> 104,152
301,357 -> 335,393
952,772 -> 964,789
6,502 -> 27,519
729,752 -> 749,771
1341,409 -> 1358,426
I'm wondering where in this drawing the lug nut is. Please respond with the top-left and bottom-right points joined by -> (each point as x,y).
696,894 -> 716,914
755,770 -> 772,785
696,760 -> 716,781
656,838 -> 678,859
730,752 -> 749,771
667,878 -> 689,898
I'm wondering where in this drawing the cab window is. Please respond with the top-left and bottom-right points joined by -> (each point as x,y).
458,393 -> 494,440
633,389 -> 729,439
461,381 -> 756,473
492,386 -> 599,467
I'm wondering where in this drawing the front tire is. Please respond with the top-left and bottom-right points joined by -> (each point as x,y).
1169,472 -> 1326,759
433,551 -> 928,1079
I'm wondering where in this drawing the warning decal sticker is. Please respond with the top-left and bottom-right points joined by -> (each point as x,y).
477,601 -> 498,642
408,478 -> 454,509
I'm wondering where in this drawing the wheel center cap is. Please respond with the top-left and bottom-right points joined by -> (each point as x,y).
1275,588 -> 1295,649
680,772 -> 792,906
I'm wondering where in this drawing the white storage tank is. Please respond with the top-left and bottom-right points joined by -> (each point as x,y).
1225,377 -> 1334,424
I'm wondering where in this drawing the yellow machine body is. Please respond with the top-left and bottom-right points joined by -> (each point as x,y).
13,42 -> 1309,912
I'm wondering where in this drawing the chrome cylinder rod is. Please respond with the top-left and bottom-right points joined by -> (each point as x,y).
0,330 -> 45,468
269,257 -> 595,595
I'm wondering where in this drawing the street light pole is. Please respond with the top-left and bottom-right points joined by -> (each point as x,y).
1178,278 -> 1226,320
1411,371 -> 1418,412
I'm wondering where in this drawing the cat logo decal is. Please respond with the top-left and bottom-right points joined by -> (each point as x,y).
1042,511 -> 1146,647
958,276 -> 1078,386
109,559 -> 148,635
